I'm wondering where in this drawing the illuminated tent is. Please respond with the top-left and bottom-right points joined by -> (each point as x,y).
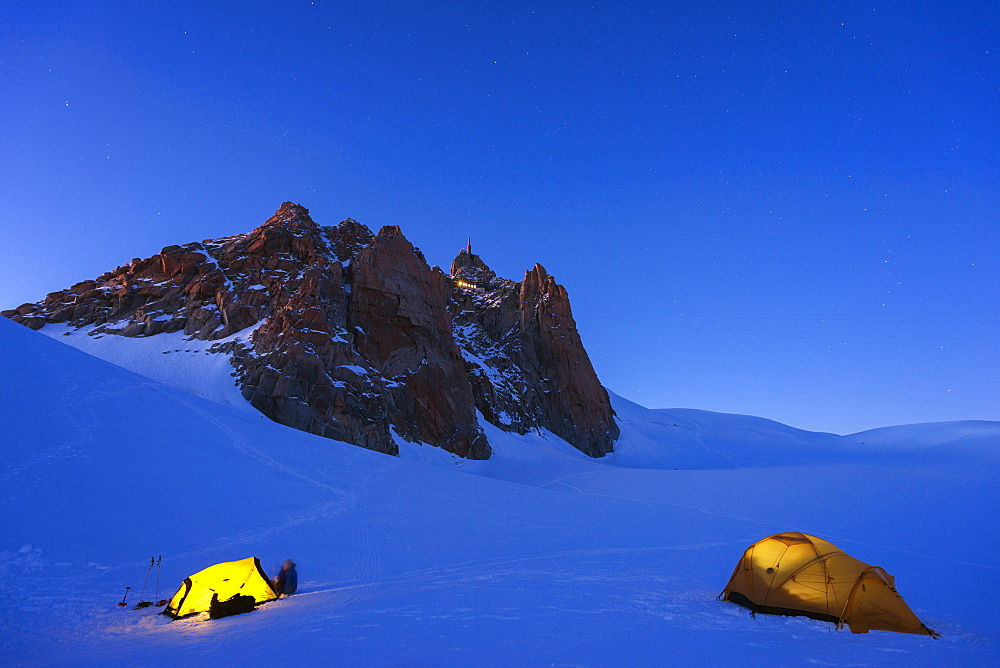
164,557 -> 277,619
721,532 -> 937,636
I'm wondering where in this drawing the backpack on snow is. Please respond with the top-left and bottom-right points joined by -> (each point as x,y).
209,592 -> 257,619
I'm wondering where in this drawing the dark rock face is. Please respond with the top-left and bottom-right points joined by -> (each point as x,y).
450,262 -> 619,458
519,264 -> 619,456
348,226 -> 489,459
3,203 -> 617,458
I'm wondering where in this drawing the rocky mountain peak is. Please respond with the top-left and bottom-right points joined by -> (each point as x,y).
4,204 -> 618,459
450,245 -> 497,292
260,201 -> 316,227
377,225 -> 403,237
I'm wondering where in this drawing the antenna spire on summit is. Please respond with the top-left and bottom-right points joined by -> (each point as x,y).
466,237 -> 472,254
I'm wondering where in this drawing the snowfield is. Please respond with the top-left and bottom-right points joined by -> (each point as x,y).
2,317 -> 998,666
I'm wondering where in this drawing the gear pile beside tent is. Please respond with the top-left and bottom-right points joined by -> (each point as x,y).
721,532 -> 937,636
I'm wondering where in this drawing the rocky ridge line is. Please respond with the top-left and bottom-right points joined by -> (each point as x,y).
4,203 -> 618,458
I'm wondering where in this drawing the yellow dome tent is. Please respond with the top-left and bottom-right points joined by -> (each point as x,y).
164,557 -> 277,619
721,532 -> 937,636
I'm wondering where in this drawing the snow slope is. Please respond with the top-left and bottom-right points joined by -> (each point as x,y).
3,317 -> 998,666
38,322 -> 259,413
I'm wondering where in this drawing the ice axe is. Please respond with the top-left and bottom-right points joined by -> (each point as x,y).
117,586 -> 131,607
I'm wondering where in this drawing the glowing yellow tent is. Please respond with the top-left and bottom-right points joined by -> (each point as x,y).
721,532 -> 937,636
164,557 -> 277,619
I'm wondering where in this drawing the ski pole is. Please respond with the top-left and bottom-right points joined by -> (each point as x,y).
134,556 -> 155,609
154,555 -> 164,606
118,586 -> 131,607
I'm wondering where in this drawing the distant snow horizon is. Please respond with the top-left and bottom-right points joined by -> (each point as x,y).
29,317 -> 995,438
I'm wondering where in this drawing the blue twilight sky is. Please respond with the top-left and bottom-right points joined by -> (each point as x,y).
1,1 -> 997,434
